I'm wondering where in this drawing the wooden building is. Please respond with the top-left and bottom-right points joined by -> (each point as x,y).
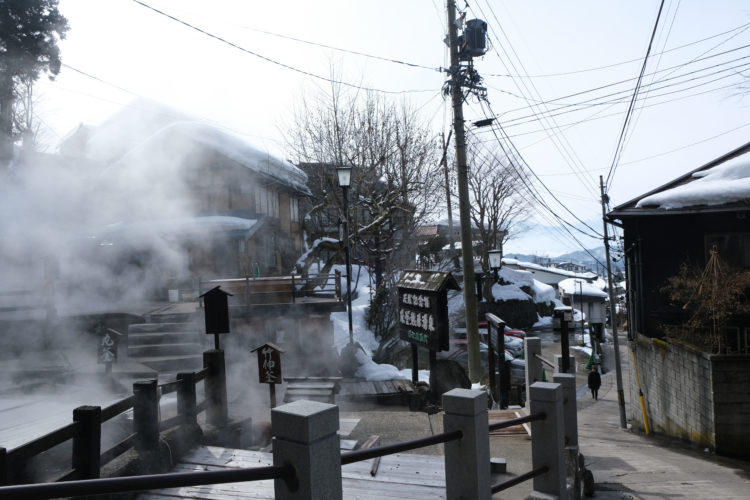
609,140 -> 750,348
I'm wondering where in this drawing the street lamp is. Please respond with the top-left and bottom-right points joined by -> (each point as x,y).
488,248 -> 503,281
337,166 -> 354,345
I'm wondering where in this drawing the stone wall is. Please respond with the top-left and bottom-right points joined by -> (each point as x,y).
628,335 -> 750,458
628,335 -> 715,449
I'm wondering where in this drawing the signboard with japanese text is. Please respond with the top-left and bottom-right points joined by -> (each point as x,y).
397,270 -> 459,352
251,343 -> 284,385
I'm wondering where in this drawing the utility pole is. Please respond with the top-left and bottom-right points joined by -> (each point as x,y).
600,175 -> 627,428
441,130 -> 458,269
447,0 -> 481,382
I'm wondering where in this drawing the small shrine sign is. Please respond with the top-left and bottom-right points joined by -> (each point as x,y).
397,270 -> 459,352
251,342 -> 284,385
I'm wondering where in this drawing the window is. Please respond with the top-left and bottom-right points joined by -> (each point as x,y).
705,233 -> 750,268
290,197 -> 300,222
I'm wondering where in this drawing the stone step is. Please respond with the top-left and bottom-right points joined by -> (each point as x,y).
127,342 -> 204,358
146,312 -> 197,324
137,354 -> 204,373
129,322 -> 199,334
128,331 -> 203,346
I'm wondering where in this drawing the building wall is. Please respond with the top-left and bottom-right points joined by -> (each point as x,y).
629,334 -> 750,458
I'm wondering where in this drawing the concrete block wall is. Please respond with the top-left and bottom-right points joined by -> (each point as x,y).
628,336 -> 715,449
710,355 -> 750,457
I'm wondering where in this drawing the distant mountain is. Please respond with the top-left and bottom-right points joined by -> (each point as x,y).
505,247 -> 624,276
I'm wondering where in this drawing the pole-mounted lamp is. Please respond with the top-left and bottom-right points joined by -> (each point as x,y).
337,166 -> 354,345
488,248 -> 503,281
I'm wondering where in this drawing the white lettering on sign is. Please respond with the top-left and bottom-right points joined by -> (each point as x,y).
261,346 -> 278,383
399,309 -> 436,332
401,293 -> 431,309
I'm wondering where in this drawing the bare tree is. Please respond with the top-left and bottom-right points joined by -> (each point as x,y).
466,142 -> 528,272
286,82 -> 443,337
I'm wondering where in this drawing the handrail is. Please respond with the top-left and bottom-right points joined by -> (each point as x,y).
195,367 -> 210,382
488,412 -> 546,431
100,433 -> 137,466
0,463 -> 295,500
6,422 -> 79,462
491,465 -> 549,493
340,430 -> 462,465
535,353 -> 555,368
100,395 -> 135,422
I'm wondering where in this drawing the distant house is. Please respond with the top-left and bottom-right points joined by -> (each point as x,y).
609,140 -> 750,348
557,278 -> 607,337
553,261 -> 588,273
608,141 -> 750,458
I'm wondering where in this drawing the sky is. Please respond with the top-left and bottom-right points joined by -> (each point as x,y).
33,0 -> 750,256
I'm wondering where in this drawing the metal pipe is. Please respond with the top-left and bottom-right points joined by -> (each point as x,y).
0,464 -> 295,500
341,430 -> 462,465
488,411 -> 546,432
534,353 -> 555,369
491,465 -> 549,493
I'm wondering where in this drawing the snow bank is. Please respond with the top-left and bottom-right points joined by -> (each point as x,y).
636,154 -> 750,209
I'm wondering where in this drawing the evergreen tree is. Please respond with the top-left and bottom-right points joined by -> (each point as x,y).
0,0 -> 68,164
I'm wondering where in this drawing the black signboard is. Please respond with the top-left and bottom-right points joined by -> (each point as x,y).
397,270 -> 459,352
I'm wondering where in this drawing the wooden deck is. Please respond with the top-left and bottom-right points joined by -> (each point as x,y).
137,445 -> 446,499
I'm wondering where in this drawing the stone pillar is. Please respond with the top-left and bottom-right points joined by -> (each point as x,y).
555,354 -> 576,375
553,373 -> 578,449
272,400 -> 342,500
525,337 -> 543,407
529,382 -> 566,498
443,389 -> 490,500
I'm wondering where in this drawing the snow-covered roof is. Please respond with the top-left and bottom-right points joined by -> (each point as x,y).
502,257 -> 597,280
611,140 -> 750,217
636,152 -> 750,209
116,121 -> 310,195
558,278 -> 608,298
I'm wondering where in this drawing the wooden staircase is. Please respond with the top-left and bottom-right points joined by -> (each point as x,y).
127,309 -> 205,374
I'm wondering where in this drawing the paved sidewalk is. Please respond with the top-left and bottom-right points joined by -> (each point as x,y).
577,336 -> 750,499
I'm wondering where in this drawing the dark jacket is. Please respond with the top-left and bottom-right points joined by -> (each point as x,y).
588,370 -> 601,390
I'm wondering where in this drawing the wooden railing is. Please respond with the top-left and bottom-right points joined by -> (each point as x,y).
0,357 -> 218,486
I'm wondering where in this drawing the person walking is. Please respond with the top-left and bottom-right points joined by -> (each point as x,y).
588,365 -> 602,400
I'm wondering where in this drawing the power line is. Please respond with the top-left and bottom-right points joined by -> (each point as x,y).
145,1 -> 442,72
131,0 -> 437,96
605,0 -> 667,190
483,21 -> 750,78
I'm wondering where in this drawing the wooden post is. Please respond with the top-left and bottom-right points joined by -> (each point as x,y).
177,372 -> 197,426
487,322 -> 496,403
411,343 -> 419,384
0,447 -> 7,486
133,380 -> 159,451
203,350 -> 228,426
270,384 -> 277,408
72,405 -> 102,479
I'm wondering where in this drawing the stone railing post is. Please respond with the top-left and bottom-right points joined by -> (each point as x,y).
525,337 -> 543,406
203,349 -> 228,426
529,382 -> 566,498
272,400 -> 342,500
553,373 -> 578,449
555,354 -> 576,375
133,380 -> 159,452
72,405 -> 102,479
443,389 -> 490,500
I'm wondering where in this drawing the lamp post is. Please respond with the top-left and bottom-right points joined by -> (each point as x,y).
488,248 -> 503,283
337,166 -> 354,345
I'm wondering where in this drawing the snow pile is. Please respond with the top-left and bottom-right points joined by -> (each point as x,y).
490,266 -> 554,304
502,257 -> 597,280
637,154 -> 750,209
